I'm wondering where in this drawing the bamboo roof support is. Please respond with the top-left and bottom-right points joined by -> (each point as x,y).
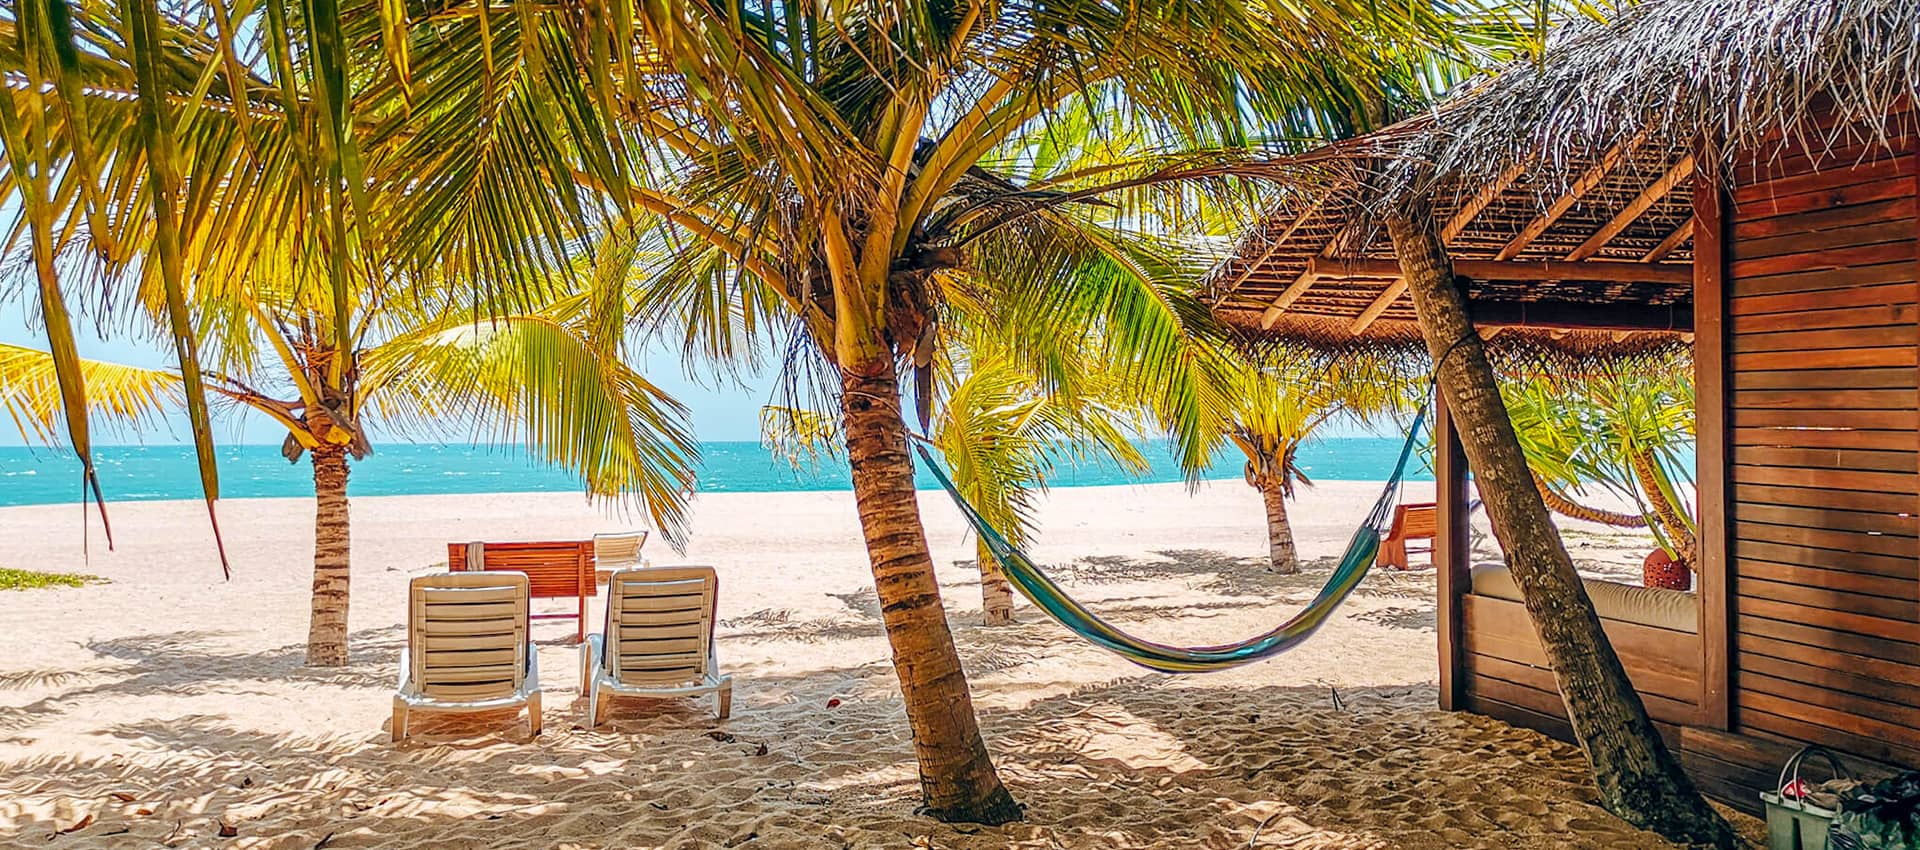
1348,278 -> 1411,333
1258,268 -> 1321,329
1567,154 -> 1695,260
1641,216 -> 1695,262
1496,129 -> 1651,260
1221,194 -> 1330,299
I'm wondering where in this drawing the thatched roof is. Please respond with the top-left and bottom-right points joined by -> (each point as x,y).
1211,0 -> 1920,352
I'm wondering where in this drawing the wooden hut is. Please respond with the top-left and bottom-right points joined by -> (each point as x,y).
1211,0 -> 1919,811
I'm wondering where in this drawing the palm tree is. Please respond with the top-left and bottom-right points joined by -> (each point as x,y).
594,3 -> 1475,822
1504,356 -> 1698,566
0,286 -> 699,666
1226,354 -> 1419,573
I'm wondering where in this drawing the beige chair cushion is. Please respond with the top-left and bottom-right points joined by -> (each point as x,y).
1469,564 -> 1698,634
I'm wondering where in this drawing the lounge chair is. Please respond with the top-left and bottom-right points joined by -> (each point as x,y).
393,571 -> 542,741
593,530 -> 649,569
582,566 -> 732,725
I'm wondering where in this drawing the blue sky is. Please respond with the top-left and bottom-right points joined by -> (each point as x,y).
0,298 -> 778,446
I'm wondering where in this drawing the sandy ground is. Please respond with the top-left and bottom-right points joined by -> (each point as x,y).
0,479 -> 1757,849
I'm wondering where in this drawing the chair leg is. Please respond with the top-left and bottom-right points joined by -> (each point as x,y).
391,699 -> 408,743
527,690 -> 544,737
716,682 -> 733,720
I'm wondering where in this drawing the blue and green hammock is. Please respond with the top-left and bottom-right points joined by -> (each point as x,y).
916,406 -> 1427,674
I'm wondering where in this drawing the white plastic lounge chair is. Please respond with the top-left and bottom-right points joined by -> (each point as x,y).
582,566 -> 732,725
393,571 -> 542,741
593,530 -> 649,569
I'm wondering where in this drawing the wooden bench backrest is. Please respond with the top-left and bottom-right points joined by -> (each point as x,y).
1392,503 -> 1439,540
448,540 -> 595,600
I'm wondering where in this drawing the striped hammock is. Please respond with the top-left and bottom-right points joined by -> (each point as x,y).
917,406 -> 1427,673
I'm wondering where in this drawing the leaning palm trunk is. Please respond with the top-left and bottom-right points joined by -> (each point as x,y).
1258,480 -> 1300,574
840,366 -> 1020,824
306,443 -> 352,667
1630,451 -> 1697,568
978,539 -> 1016,626
1533,472 -> 1650,528
1387,203 -> 1737,848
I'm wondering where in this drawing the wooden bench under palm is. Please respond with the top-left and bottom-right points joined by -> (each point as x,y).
449,540 -> 595,642
1377,502 -> 1438,570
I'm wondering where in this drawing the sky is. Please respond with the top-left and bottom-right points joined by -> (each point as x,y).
0,297 -> 779,446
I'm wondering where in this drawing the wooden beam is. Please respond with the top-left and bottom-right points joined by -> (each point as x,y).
1348,279 -> 1410,334
1470,301 -> 1692,331
1309,256 -> 1693,285
1641,216 -> 1696,262
1435,394 -> 1472,712
1258,269 -> 1320,329
1567,154 -> 1696,261
1692,164 -> 1732,732
1220,193 -> 1330,298
1497,130 -> 1650,260
1442,160 -> 1531,243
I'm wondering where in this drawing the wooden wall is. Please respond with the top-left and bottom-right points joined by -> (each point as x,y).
1460,595 -> 1704,745
1720,125 -> 1920,769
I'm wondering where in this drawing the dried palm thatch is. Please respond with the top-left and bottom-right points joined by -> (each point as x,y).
1213,0 -> 1920,356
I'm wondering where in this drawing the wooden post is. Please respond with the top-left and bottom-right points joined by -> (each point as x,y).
1435,393 -> 1473,711
1692,163 -> 1733,731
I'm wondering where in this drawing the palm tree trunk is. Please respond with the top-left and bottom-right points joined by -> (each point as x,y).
840,365 -> 1021,824
978,539 -> 1015,626
1630,450 -> 1697,567
1386,203 -> 1737,848
305,443 -> 352,667
1259,481 -> 1300,573
1533,472 -> 1650,528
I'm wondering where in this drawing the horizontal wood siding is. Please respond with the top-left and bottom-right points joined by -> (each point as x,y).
1725,126 -> 1920,769
1459,595 -> 1705,739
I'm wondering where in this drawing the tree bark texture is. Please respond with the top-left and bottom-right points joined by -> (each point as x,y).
1631,450 -> 1698,568
840,366 -> 1021,824
1386,203 -> 1737,848
306,443 -> 352,667
1259,481 -> 1300,574
978,539 -> 1015,626
1533,473 -> 1650,528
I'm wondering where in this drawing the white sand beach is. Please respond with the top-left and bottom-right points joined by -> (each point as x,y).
0,481 -> 1758,848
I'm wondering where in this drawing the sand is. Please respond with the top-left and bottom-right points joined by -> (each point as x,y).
0,480 -> 1758,848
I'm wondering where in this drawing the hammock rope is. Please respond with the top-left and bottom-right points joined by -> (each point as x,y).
916,404 -> 1429,674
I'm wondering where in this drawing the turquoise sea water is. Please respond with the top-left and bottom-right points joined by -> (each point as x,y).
0,438 -> 1431,507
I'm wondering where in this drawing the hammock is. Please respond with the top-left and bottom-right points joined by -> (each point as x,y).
917,405 -> 1428,673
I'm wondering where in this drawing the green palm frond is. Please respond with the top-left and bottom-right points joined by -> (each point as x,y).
0,343 -> 183,443
360,311 -> 700,548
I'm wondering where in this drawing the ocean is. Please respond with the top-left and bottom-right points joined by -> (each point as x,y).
0,437 -> 1430,507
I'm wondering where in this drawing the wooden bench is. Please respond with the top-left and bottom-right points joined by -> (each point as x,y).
1376,502 -> 1437,570
448,540 -> 595,642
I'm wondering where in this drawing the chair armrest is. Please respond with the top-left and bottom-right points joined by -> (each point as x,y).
524,641 -> 540,691
396,650 -> 412,693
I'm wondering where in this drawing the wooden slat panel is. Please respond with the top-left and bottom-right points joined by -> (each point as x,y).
1731,154 -> 1916,206
1731,445 -> 1917,472
1735,219 -> 1916,264
1731,366 -> 1916,389
1741,578 -> 1918,621
1730,241 -> 1916,279
1731,304 -> 1916,335
1733,519 -> 1918,556
1472,653 -> 1702,721
1461,596 -> 1702,699
1738,596 -> 1920,645
1740,653 -> 1920,711
1739,558 -> 1920,601
1739,697 -> 1920,768
1730,261 -> 1915,298
422,601 -> 521,620
618,621 -> 705,640
1733,482 -> 1919,515
1740,617 -> 1920,674
424,648 -> 519,667
1734,539 -> 1917,580
1731,388 -> 1915,410
1733,139 -> 1912,183
1731,464 -> 1918,493
1734,502 -> 1919,538
1733,427 -> 1918,451
1730,345 -> 1916,372
1732,197 -> 1917,241
1729,324 -> 1918,355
